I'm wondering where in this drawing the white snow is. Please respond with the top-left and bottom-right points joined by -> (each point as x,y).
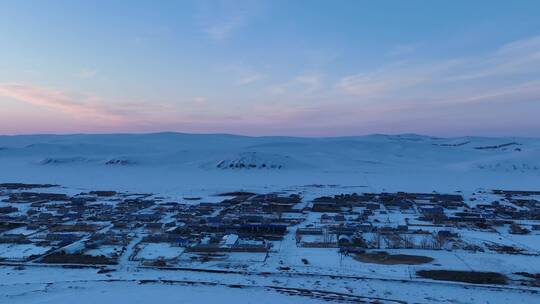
0,244 -> 51,260
135,243 -> 184,260
85,245 -> 123,258
1,133 -> 540,303
0,133 -> 538,195
0,280 -> 329,304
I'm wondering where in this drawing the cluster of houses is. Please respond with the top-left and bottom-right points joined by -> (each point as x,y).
297,191 -> 540,253
0,185 -> 305,265
1,183 -> 539,267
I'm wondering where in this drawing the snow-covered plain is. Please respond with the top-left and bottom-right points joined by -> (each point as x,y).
1,133 -> 540,303
0,133 -> 538,195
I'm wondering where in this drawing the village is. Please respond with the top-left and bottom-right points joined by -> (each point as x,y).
1,182 -> 540,290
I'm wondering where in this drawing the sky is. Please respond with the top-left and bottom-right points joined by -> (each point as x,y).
1,0 -> 540,137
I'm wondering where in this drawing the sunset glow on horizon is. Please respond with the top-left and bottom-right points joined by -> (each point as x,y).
1,0 -> 540,137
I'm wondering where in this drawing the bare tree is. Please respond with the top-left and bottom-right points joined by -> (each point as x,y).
402,234 -> 415,249
323,228 -> 332,244
368,232 -> 381,249
432,233 -> 449,250
420,235 -> 432,249
382,233 -> 402,249
389,233 -> 402,249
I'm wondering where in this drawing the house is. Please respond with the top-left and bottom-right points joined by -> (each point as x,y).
145,222 -> 163,232
312,202 -> 342,212
337,235 -> 351,245
296,227 -> 323,236
239,224 -> 287,236
221,234 -> 239,248
437,230 -> 458,238
0,206 -> 18,214
45,233 -> 80,242
421,206 -> 445,222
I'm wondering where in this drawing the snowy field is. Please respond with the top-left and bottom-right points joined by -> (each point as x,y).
135,243 -> 184,260
0,264 -> 538,304
0,133 -> 538,196
1,133 -> 539,303
0,244 -> 51,260
1,280 -> 332,304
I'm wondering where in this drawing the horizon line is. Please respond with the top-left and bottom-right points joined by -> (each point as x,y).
0,131 -> 532,140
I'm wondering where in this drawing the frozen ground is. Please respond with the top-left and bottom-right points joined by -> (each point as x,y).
1,280 -> 333,304
1,133 -> 539,303
135,243 -> 184,261
0,133 -> 538,195
0,263 -> 537,304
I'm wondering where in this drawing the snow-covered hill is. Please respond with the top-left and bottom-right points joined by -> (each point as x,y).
0,133 -> 538,194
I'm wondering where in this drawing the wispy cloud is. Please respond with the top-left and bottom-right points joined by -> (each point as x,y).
386,43 -> 418,57
221,64 -> 265,86
0,83 -> 126,124
336,35 -> 540,103
449,36 -> 540,81
4,35 -> 539,136
434,80 -> 540,107
237,73 -> 264,85
203,15 -> 246,41
293,73 -> 322,92
229,35 -> 540,135
268,72 -> 325,97
76,68 -> 98,79
335,60 -> 461,98
197,0 -> 262,41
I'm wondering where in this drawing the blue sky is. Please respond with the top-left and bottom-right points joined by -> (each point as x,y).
1,0 -> 540,136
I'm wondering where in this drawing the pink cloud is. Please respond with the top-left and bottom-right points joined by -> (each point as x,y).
0,83 -> 126,124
